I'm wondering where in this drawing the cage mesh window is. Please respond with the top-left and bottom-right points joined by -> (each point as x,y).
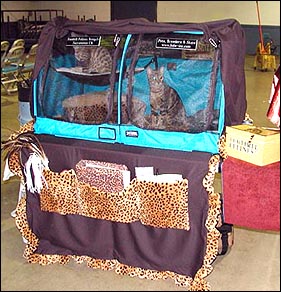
36,32 -> 126,125
122,32 -> 222,133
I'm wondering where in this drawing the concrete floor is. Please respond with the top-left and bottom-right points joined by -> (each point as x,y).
1,55 -> 280,291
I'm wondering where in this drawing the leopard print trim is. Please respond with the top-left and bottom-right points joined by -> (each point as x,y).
190,154 -> 222,290
7,152 -> 24,181
15,196 -> 39,260
218,134 -> 228,161
39,169 -> 190,231
8,120 -> 34,141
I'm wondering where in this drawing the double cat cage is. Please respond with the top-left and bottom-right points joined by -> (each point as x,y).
31,17 -> 247,154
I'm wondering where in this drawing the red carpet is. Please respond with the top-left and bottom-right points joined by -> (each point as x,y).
222,156 -> 280,231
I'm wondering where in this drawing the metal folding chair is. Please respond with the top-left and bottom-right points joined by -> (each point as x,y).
10,38 -> 25,49
1,41 -> 10,67
1,45 -> 25,95
17,43 -> 39,82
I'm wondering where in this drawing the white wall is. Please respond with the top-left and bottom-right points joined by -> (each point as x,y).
1,1 -> 110,22
1,1 -> 34,21
1,1 -> 280,25
157,1 -> 280,25
1,1 -> 33,11
35,1 -> 111,21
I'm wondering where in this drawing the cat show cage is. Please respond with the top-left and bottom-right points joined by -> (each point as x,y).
31,17 -> 247,153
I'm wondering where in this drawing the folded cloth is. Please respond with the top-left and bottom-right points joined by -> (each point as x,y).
75,159 -> 130,193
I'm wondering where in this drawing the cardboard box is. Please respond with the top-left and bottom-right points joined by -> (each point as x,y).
225,124 -> 280,166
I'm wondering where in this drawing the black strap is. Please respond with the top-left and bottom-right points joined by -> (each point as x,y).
127,34 -> 143,120
219,231 -> 229,255
217,223 -> 233,256
106,35 -> 123,122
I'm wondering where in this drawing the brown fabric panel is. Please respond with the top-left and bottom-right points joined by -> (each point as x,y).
21,134 -> 211,277
16,154 -> 220,288
6,126 -> 221,288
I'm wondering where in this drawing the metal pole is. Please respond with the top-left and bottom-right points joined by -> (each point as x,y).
256,1 -> 265,54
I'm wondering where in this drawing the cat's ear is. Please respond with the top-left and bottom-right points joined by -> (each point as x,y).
160,66 -> 165,74
146,66 -> 152,76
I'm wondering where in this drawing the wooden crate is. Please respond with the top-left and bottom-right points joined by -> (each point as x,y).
225,124 -> 280,166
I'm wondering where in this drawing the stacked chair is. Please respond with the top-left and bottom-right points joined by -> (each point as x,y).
17,43 -> 39,82
1,41 -> 10,67
10,38 -> 25,49
1,39 -> 38,95
17,43 -> 39,126
1,39 -> 25,95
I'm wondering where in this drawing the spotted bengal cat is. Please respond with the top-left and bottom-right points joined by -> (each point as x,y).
146,66 -> 190,131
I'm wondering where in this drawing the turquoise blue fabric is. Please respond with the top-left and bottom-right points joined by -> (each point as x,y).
37,55 -> 110,118
121,56 -> 221,116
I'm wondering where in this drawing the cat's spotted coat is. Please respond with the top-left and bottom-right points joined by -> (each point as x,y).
73,45 -> 112,73
146,66 -> 190,131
